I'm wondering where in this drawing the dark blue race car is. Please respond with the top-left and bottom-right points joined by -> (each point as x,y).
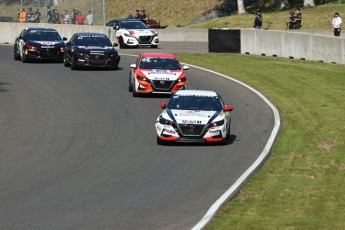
14,27 -> 67,63
64,32 -> 120,70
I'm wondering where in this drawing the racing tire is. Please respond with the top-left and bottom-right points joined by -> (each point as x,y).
132,86 -> 138,97
71,57 -> 78,70
119,37 -> 126,49
111,65 -> 118,70
151,45 -> 158,48
64,57 -> 70,67
21,50 -> 28,63
14,46 -> 20,60
128,77 -> 133,92
157,136 -> 165,145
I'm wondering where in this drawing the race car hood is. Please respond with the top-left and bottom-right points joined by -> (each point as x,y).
75,46 -> 117,55
27,40 -> 65,48
165,109 -> 222,125
139,69 -> 183,81
126,29 -> 156,37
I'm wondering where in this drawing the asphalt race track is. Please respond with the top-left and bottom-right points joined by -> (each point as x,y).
0,43 -> 274,230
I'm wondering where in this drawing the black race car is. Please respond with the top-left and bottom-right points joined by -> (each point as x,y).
64,32 -> 120,70
14,27 -> 67,63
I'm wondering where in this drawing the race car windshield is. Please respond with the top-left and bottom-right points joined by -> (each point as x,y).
167,96 -> 223,111
75,37 -> 112,47
27,30 -> 61,41
139,58 -> 181,70
120,21 -> 149,29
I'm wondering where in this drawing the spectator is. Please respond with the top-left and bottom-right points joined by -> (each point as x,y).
63,10 -> 69,24
134,9 -> 140,19
26,7 -> 33,23
332,12 -> 342,37
18,8 -> 26,23
47,5 -> 53,23
140,9 -> 147,22
86,10 -> 93,25
288,11 -> 296,29
295,8 -> 302,29
127,11 -> 134,19
253,11 -> 263,29
52,9 -> 61,24
31,8 -> 41,23
76,11 -> 85,25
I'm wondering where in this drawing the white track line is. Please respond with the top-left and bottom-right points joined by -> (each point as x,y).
121,53 -> 281,230
187,64 -> 281,230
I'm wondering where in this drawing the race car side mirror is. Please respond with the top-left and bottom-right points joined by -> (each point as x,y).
130,64 -> 137,68
114,25 -> 120,30
63,37 -> 67,41
183,65 -> 189,70
113,43 -> 118,47
224,105 -> 233,111
161,102 -> 166,109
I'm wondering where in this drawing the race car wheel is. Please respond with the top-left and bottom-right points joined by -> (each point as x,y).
132,86 -> 138,97
151,45 -> 158,48
71,57 -> 78,70
64,57 -> 70,67
119,37 -> 126,49
157,136 -> 165,145
128,77 -> 133,92
14,46 -> 20,60
21,50 -> 28,63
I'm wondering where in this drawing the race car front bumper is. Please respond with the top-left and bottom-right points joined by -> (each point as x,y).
155,122 -> 227,144
74,53 -> 120,68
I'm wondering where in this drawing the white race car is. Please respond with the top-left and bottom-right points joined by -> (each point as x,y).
155,90 -> 233,144
129,53 -> 189,97
111,19 -> 159,48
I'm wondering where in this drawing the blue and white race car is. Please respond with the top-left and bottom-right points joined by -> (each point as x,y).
14,27 -> 67,63
155,90 -> 233,144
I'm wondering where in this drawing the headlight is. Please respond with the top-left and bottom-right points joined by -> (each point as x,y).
159,115 -> 173,126
210,119 -> 224,127
178,77 -> 187,82
124,33 -> 134,37
136,75 -> 148,81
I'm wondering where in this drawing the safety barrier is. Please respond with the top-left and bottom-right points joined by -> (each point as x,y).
0,22 -> 344,64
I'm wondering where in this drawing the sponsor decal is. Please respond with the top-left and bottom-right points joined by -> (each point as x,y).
163,129 -> 176,135
39,41 -> 57,45
178,111 -> 207,117
181,120 -> 202,124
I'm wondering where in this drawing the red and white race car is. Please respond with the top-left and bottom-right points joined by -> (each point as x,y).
128,53 -> 189,97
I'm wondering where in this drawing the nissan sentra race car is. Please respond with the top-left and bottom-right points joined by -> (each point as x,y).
63,32 -> 120,70
155,90 -> 233,144
14,27 -> 67,63
129,53 -> 189,97
111,19 -> 159,48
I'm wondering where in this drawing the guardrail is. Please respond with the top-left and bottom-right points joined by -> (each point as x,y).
0,22 -> 344,64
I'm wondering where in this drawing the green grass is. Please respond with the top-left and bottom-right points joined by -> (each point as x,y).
176,53 -> 345,229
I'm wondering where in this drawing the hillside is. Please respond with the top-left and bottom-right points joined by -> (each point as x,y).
0,0 -> 343,30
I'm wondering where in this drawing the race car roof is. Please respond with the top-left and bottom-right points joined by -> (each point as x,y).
141,53 -> 177,58
174,90 -> 218,97
26,27 -> 56,31
75,32 -> 108,37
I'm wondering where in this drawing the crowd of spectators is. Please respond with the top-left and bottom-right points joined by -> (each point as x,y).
127,8 -> 148,22
16,6 -> 93,25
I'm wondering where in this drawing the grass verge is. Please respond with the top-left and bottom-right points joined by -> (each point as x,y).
177,53 -> 345,229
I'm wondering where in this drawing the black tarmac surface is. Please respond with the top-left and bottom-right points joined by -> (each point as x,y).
0,42 -> 274,230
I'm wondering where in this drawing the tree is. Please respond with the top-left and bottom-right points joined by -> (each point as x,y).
304,0 -> 315,7
237,0 -> 246,14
